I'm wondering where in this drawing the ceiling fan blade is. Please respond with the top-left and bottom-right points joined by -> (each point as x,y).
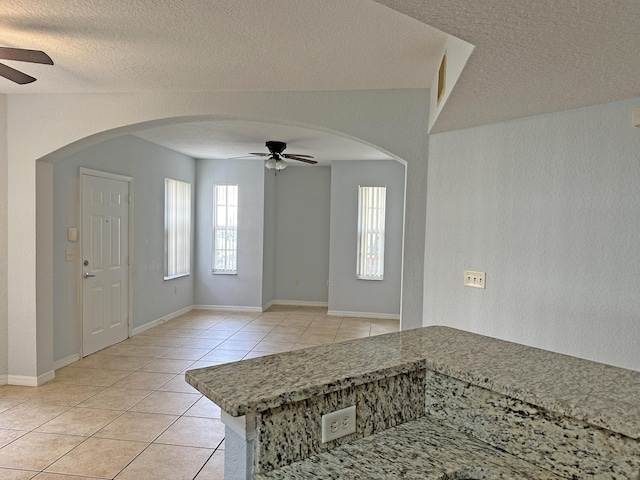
283,153 -> 314,159
227,153 -> 270,160
0,63 -> 36,84
0,47 -> 53,65
286,155 -> 318,164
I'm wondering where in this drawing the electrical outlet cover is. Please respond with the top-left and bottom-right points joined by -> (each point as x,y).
321,405 -> 356,443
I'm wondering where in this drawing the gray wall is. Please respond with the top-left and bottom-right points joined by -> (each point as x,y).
425,97 -> 640,371
52,135 -> 196,362
194,159 -> 265,309
262,169 -> 277,307
0,95 -> 7,378
273,166 -> 331,304
329,160 -> 404,316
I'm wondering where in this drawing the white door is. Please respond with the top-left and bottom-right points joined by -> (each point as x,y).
81,172 -> 130,356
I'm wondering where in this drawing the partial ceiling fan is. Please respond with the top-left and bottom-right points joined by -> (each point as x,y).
244,141 -> 317,171
0,47 -> 54,85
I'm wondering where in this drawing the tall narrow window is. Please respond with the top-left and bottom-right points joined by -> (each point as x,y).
164,178 -> 191,280
357,186 -> 386,280
213,184 -> 238,274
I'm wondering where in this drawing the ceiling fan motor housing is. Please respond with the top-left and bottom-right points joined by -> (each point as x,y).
266,141 -> 287,154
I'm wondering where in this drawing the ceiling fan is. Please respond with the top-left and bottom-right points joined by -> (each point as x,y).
245,141 -> 317,171
0,47 -> 54,85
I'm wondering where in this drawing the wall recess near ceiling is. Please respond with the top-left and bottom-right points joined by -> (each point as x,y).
437,52 -> 447,106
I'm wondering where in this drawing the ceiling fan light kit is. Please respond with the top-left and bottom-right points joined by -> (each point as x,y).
236,141 -> 317,172
265,158 -> 288,170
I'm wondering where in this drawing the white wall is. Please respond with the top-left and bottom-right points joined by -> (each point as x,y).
329,160 -> 404,317
52,135 -> 196,362
0,95 -> 7,379
273,166 -> 331,304
425,97 -> 640,371
194,159 -> 265,309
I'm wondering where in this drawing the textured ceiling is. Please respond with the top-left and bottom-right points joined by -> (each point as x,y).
0,0 -> 446,94
133,120 -> 394,164
375,0 -> 640,132
2,0 -> 640,156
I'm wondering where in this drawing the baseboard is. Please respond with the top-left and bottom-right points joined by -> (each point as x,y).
269,300 -> 329,308
132,305 -> 194,336
193,305 -> 263,313
0,374 -> 7,386
8,369 -> 56,386
327,310 -> 400,320
54,353 -> 80,370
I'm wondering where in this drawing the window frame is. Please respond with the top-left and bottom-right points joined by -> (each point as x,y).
356,185 -> 386,281
212,183 -> 239,275
164,178 -> 191,280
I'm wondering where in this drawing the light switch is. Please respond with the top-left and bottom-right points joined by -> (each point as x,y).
68,227 -> 78,242
464,270 -> 485,289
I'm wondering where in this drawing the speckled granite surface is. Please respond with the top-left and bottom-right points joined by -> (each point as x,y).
255,415 -> 566,480
255,370 -> 425,472
186,326 -> 640,439
425,370 -> 640,478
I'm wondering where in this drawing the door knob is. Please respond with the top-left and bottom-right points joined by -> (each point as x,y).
83,272 -> 96,279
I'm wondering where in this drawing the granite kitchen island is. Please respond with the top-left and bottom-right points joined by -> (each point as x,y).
186,326 -> 640,479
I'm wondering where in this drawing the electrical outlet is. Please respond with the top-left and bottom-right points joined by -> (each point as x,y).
321,405 -> 356,443
464,270 -> 486,289
174,285 -> 178,294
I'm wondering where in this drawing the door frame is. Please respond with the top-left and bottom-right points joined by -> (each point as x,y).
78,167 -> 134,357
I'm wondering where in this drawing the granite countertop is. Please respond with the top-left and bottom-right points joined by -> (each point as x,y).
255,415 -> 566,480
186,326 -> 640,439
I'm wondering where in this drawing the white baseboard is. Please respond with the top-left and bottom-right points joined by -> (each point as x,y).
193,305 -> 263,313
0,374 -> 7,386
54,353 -> 80,370
132,305 -> 194,336
269,300 -> 329,308
8,369 -> 56,386
327,310 -> 400,320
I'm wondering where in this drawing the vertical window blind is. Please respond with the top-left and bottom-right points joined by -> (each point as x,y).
357,186 -> 386,280
164,178 -> 191,279
213,184 -> 238,274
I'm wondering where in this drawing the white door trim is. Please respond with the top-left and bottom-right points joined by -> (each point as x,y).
78,167 -> 134,357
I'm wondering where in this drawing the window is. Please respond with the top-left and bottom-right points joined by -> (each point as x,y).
213,184 -> 238,274
357,186 -> 386,280
164,178 -> 191,279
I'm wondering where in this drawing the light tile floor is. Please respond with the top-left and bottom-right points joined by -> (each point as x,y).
0,306 -> 398,479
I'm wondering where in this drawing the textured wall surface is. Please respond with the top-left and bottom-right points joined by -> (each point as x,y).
425,97 -> 640,371
6,89 -> 429,379
52,135 -> 196,362
0,95 -> 7,380
329,160 -> 404,316
273,166 -> 331,303
262,171 -> 277,307
194,159 -> 265,308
